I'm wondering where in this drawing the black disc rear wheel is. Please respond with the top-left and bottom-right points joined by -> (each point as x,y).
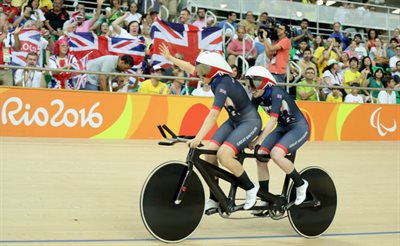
287,166 -> 337,238
140,161 -> 204,243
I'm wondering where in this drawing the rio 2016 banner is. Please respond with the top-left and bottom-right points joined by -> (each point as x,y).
0,87 -> 399,141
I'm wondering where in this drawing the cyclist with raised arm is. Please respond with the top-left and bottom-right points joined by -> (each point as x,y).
244,66 -> 310,215
160,43 -> 261,211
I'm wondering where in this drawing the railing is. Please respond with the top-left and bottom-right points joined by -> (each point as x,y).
1,65 -> 397,97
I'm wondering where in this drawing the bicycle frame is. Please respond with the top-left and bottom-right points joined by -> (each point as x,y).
175,147 -> 298,215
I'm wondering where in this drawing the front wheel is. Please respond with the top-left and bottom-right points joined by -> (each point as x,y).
287,166 -> 337,238
140,161 -> 205,243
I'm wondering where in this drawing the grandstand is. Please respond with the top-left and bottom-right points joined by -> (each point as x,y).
0,0 -> 399,103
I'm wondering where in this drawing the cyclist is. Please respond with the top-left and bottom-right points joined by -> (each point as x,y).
160,43 -> 261,210
244,66 -> 309,214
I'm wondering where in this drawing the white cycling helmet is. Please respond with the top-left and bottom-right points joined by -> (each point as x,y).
195,51 -> 233,79
245,66 -> 277,90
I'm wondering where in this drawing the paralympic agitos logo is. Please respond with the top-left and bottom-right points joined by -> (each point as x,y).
370,107 -> 397,137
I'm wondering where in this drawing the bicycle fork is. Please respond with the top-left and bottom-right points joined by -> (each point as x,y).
174,161 -> 194,205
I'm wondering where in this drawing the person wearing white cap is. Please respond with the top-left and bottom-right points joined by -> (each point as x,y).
322,59 -> 342,99
160,43 -> 262,212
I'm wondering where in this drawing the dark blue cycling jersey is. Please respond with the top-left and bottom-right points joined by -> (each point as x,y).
208,75 -> 261,154
252,86 -> 309,155
211,75 -> 260,122
252,86 -> 307,125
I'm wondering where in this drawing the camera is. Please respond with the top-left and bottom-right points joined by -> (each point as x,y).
258,24 -> 278,42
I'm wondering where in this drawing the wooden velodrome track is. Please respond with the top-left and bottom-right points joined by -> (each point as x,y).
0,137 -> 399,246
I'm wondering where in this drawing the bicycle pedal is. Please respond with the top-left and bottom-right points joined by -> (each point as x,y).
205,208 -> 219,216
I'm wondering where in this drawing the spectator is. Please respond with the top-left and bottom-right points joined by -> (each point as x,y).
344,40 -> 359,60
393,61 -> 400,83
296,67 -> 321,101
15,51 -> 46,88
13,6 -> 33,28
292,39 -> 309,61
231,64 -> 241,80
105,0 -> 123,25
313,37 -> 337,78
167,69 -> 188,95
344,57 -> 366,93
256,12 -> 274,28
84,55 -> 135,91
389,45 -> 400,74
61,20 -> 77,37
141,22 -> 152,47
365,28 -> 378,53
218,11 -> 237,38
192,7 -> 206,28
359,56 -> 373,79
377,76 -> 396,104
226,25 -> 257,66
0,18 -> 22,86
326,84 -> 343,103
292,18 -> 314,48
322,59 -> 342,97
191,81 -> 214,97
112,13 -> 143,40
262,23 -> 291,82
393,28 -> 400,43
206,16 -> 215,28
239,11 -> 256,38
95,22 -> 112,37
111,76 -> 129,92
254,28 -> 270,67
352,33 -> 367,58
25,20 -> 54,68
369,37 -> 388,68
329,22 -> 350,50
362,67 -> 384,102
28,0 -> 46,22
124,1 -> 142,26
297,48 -> 317,77
339,52 -> 350,72
75,0 -> 103,32
311,34 -> 324,51
178,8 -> 190,24
0,0 -> 19,24
386,38 -> 399,59
344,83 -> 363,103
48,37 -> 79,89
45,0 -> 69,39
138,65 -> 168,94
332,37 -> 343,59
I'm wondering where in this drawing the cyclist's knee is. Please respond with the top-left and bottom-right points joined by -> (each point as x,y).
270,147 -> 286,162
216,145 -> 235,165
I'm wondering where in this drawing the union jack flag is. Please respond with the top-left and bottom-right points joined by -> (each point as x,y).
68,32 -> 146,67
73,53 -> 90,90
11,29 -> 41,66
107,36 -> 146,68
68,32 -> 102,60
150,18 -> 223,68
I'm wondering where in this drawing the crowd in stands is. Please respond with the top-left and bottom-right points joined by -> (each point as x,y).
0,0 -> 399,104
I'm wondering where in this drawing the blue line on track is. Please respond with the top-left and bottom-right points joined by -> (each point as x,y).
1,231 -> 399,244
